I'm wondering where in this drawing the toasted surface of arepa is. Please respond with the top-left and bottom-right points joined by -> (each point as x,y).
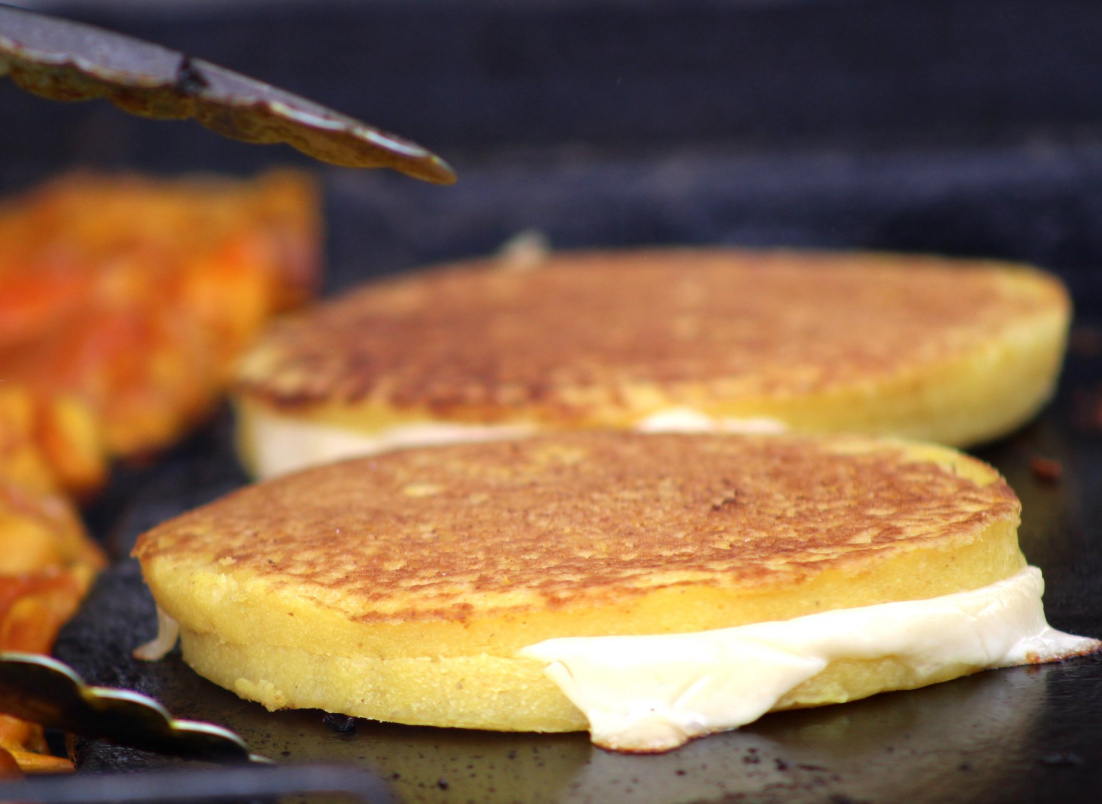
232,248 -> 1070,477
134,431 -> 1029,735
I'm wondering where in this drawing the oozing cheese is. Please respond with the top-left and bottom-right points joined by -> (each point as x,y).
136,564 -> 1097,752
244,406 -> 785,478
518,566 -> 1099,752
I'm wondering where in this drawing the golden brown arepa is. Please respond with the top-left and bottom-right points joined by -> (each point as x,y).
133,431 -> 1095,751
232,247 -> 1070,478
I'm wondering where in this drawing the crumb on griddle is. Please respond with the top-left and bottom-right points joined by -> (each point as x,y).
1030,456 -> 1063,483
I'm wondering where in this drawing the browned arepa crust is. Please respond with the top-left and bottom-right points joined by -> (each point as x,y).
233,247 -> 1069,454
133,432 -> 1026,732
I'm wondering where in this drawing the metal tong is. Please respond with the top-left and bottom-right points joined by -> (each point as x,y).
0,2 -> 455,184
0,651 -> 262,764
0,652 -> 397,801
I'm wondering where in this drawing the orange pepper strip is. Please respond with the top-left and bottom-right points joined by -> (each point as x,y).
8,749 -> 74,775
0,745 -> 23,778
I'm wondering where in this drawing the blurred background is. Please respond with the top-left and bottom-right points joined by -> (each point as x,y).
5,0 -> 1102,306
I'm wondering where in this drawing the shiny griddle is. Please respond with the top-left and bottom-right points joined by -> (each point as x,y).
53,401 -> 1102,804
10,0 -> 1102,799
48,167 -> 1102,799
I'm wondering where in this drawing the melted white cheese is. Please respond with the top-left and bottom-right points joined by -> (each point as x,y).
246,412 -> 535,478
247,406 -> 786,478
132,606 -> 180,661
518,566 -> 1100,752
635,407 -> 787,434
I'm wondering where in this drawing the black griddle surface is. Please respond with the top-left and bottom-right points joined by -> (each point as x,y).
54,407 -> 1102,804
15,115 -> 1102,804
5,0 -> 1102,799
50,252 -> 1102,803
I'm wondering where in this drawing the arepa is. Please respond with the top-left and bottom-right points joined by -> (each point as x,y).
232,247 -> 1071,478
132,431 -> 1098,752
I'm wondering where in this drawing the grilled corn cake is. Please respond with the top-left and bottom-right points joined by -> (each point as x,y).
233,247 -> 1070,478
133,431 -> 1097,752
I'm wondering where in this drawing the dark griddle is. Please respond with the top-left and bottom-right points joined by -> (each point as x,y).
14,0 -> 1102,800
51,149 -> 1102,802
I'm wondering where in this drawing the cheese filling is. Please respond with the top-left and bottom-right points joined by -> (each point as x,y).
634,407 -> 787,434
244,412 -> 535,478
136,566 -> 1097,752
132,605 -> 181,661
244,406 -> 786,478
518,566 -> 1099,752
